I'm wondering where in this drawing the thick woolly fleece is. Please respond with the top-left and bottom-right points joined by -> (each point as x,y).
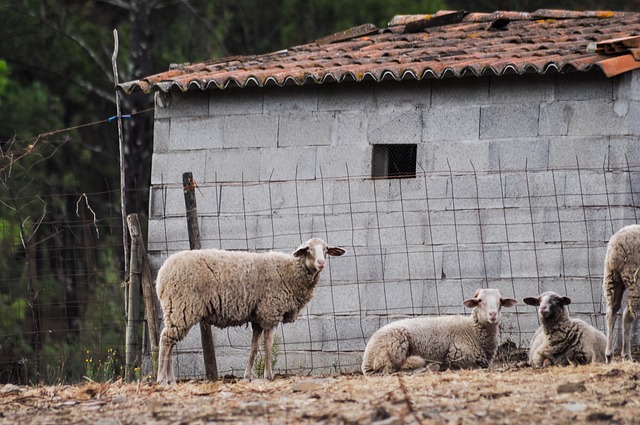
157,249 -> 319,337
361,288 -> 517,375
603,224 -> 640,362
525,292 -> 606,367
155,238 -> 345,384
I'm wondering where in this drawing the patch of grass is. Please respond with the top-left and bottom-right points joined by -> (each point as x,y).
253,334 -> 281,378
84,348 -> 121,382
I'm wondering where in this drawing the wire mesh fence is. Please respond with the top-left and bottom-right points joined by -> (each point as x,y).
147,157 -> 640,379
0,188 -> 130,385
1,154 -> 638,384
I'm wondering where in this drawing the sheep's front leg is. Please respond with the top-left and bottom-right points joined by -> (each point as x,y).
157,338 -> 168,384
244,323 -> 264,381
166,344 -> 175,383
605,303 -> 618,363
263,328 -> 275,380
531,349 -> 549,368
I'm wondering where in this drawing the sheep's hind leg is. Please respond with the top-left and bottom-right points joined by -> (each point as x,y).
166,343 -> 176,383
386,328 -> 412,372
244,323 -> 264,381
401,355 -> 429,371
157,339 -> 167,384
157,327 -> 176,384
263,327 -> 275,380
622,295 -> 639,361
604,276 -> 624,363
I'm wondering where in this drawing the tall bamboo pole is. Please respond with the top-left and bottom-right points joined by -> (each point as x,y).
113,29 -> 136,380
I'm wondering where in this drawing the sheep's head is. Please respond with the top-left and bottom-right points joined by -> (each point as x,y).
523,291 -> 571,323
463,288 -> 518,325
293,238 -> 346,273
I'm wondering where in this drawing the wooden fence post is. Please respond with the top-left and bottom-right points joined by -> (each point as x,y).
183,172 -> 218,380
125,218 -> 141,381
127,213 -> 160,378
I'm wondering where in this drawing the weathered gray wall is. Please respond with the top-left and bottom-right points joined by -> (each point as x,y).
147,70 -> 640,379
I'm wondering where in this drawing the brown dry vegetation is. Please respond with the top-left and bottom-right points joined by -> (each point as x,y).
2,361 -> 640,425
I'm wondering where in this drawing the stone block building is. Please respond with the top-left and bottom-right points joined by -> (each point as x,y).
120,10 -> 640,378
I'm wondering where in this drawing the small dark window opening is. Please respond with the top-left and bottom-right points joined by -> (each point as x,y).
372,144 -> 417,179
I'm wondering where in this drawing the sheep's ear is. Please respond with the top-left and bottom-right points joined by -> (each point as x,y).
327,246 -> 346,257
292,245 -> 309,258
501,298 -> 518,308
523,297 -> 540,306
560,296 -> 572,306
463,298 -> 479,308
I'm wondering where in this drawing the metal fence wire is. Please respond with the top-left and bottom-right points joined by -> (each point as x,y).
1,158 -> 639,383
0,189 -> 127,385
146,158 -> 640,380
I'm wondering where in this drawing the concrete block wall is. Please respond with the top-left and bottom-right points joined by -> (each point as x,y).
147,69 -> 640,379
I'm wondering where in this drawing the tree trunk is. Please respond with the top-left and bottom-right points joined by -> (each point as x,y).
123,0 -> 153,217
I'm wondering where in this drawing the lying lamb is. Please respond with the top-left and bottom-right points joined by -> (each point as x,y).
156,238 -> 346,384
361,288 -> 517,375
524,291 -> 606,367
602,224 -> 640,362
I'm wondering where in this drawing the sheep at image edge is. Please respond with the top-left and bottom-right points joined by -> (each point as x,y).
155,238 -> 346,384
524,291 -> 606,367
603,224 -> 640,362
361,288 -> 518,375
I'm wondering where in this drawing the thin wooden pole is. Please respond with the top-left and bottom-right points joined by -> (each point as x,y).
113,28 -> 135,381
183,172 -> 218,380
112,30 -> 130,287
125,216 -> 141,381
127,213 -> 160,378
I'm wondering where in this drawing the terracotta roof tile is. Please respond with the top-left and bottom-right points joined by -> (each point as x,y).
118,9 -> 640,94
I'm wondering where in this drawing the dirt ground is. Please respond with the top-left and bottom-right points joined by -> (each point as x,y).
2,361 -> 640,425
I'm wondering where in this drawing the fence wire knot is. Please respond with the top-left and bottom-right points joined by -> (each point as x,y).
183,177 -> 199,193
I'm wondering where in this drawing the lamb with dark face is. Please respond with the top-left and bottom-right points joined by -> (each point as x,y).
524,291 -> 606,368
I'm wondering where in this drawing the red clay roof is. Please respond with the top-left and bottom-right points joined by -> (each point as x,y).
118,9 -> 640,94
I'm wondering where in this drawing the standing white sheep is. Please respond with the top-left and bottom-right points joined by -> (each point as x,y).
361,288 -> 517,375
523,291 -> 606,367
603,224 -> 640,363
155,238 -> 346,384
